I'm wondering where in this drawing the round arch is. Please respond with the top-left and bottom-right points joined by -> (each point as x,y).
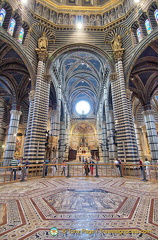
1,31 -> 36,89
125,32 -> 158,86
46,43 -> 115,73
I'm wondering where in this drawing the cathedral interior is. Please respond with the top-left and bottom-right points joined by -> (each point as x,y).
0,0 -> 158,239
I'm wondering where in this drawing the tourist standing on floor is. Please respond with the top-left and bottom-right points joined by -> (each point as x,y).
90,159 -> 95,176
114,158 -> 120,175
51,158 -> 57,175
144,158 -> 151,179
61,160 -> 66,176
10,158 -> 18,180
44,158 -> 49,176
84,159 -> 90,176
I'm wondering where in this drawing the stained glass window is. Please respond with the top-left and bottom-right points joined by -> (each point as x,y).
8,18 -> 16,36
18,27 -> 24,44
0,8 -> 6,27
136,28 -> 143,42
154,9 -> 158,23
145,19 -> 152,34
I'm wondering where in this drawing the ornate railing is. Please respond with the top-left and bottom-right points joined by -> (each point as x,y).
0,162 -> 158,184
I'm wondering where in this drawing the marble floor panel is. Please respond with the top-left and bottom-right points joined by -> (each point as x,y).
0,177 -> 158,240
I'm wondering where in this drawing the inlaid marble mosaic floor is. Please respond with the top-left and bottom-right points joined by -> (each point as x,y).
0,177 -> 158,240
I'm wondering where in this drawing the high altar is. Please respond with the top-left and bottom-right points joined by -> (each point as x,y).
76,135 -> 91,161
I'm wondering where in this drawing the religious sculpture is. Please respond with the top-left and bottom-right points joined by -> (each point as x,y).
50,11 -> 57,23
90,15 -> 95,25
43,7 -> 50,19
64,14 -> 69,25
83,15 -> 89,25
35,3 -> 42,15
96,15 -> 102,26
103,12 -> 109,25
111,33 -> 123,51
38,32 -> 48,50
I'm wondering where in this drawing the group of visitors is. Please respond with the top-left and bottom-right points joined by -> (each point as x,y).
44,157 -> 97,177
84,158 -> 96,176
114,157 -> 152,179
10,157 -> 30,180
114,158 -> 122,176
140,158 -> 151,179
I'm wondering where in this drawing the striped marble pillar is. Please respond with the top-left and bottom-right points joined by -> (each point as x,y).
0,101 -> 5,160
134,121 -> 144,161
142,110 -> 158,164
3,110 -> 22,166
106,110 -> 117,161
101,121 -> 109,162
97,106 -> 103,161
58,121 -> 66,161
65,113 -> 70,161
24,50 -> 51,163
55,86 -> 62,160
24,90 -> 35,159
51,110 -> 58,137
110,69 -> 138,163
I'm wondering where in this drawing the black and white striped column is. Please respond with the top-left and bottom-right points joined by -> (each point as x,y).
58,121 -> 66,162
134,121 -> 144,161
97,104 -> 103,161
142,110 -> 158,164
24,90 -> 35,159
0,101 -> 5,160
4,110 -> 22,166
110,67 -> 138,163
55,86 -> 62,160
65,113 -> 71,161
24,50 -> 51,163
106,110 -> 118,161
101,121 -> 109,162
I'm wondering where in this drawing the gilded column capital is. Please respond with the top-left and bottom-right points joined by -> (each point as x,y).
113,49 -> 124,61
126,89 -> 132,99
10,110 -> 22,116
36,49 -> 48,62
110,72 -> 117,82
142,109 -> 154,116
111,33 -> 124,61
29,90 -> 35,101
43,74 -> 52,84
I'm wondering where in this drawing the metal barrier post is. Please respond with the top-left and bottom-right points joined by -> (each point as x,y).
95,164 -> 99,178
20,165 -> 26,182
42,164 -> 46,178
142,166 -> 147,181
66,164 -> 70,178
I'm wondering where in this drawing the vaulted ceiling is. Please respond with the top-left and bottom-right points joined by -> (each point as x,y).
0,40 -> 31,123
129,39 -> 158,111
56,50 -> 109,116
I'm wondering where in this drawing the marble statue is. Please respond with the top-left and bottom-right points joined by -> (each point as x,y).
38,32 -> 48,50
111,33 -> 122,51
96,15 -> 102,26
50,11 -> 57,23
103,12 -> 109,25
35,3 -> 42,16
43,8 -> 50,19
